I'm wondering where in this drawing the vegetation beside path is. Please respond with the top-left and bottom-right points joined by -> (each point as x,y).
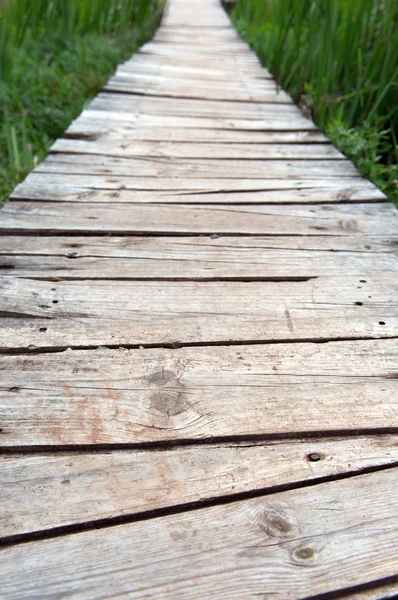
0,0 -> 163,203
231,0 -> 398,204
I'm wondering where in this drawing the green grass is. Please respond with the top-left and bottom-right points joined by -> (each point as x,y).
0,0 -> 163,203
231,0 -> 398,203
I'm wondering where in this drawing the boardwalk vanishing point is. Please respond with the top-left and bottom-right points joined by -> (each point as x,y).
1,0 -> 398,598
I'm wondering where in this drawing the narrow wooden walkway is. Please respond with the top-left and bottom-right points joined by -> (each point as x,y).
1,0 -> 398,597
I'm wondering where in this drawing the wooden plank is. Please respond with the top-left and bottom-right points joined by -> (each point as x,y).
2,469 -> 398,599
66,109 -> 315,133
2,435 -> 398,538
66,126 -> 327,144
1,235 -> 397,280
140,41 -> 258,59
89,92 -> 299,117
1,339 -> 398,446
11,174 -> 386,202
110,71 -> 277,92
103,78 -> 292,102
1,202 -> 395,235
120,52 -> 269,77
34,154 -> 360,179
115,60 -> 270,82
0,275 -> 396,350
50,139 -> 345,160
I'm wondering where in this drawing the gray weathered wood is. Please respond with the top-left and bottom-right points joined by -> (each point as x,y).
66,109 -> 316,133
0,274 -> 396,350
1,339 -> 398,446
2,436 -> 398,538
50,139 -> 345,160
1,468 -> 398,599
11,174 -> 386,203
1,0 -> 397,597
33,153 -> 360,179
1,202 -> 395,235
1,235 -> 397,280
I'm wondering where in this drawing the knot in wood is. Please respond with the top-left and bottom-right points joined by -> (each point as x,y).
150,391 -> 187,417
255,505 -> 296,539
290,541 -> 321,566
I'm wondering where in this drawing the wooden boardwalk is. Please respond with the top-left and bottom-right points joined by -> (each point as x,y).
1,0 -> 398,597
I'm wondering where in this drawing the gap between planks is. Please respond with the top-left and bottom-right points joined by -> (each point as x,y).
1,436 -> 398,541
1,468 -> 398,599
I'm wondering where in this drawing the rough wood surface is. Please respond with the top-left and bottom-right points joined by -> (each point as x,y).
66,108 -> 316,132
0,0 -> 397,595
1,235 -> 397,280
88,94 -> 299,117
1,339 -> 397,446
0,274 -> 396,350
2,202 -> 395,235
50,139 -> 345,160
35,154 -> 360,179
2,436 -> 398,538
12,173 -> 385,203
2,469 -> 398,599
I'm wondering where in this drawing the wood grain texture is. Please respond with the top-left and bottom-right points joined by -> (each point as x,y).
1,468 -> 398,599
50,139 -> 345,160
1,0 -> 398,597
1,235 -> 397,280
111,61 -> 272,82
66,108 -> 315,133
11,174 -> 386,203
1,202 -> 395,235
0,274 -> 396,350
2,436 -> 398,538
34,154 -> 360,180
1,339 -> 397,446
88,93 -> 299,118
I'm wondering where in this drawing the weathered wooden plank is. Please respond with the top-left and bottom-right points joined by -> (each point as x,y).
103,78 -> 292,102
2,436 -> 398,538
114,60 -> 271,82
34,154 -> 360,179
120,52 -> 270,77
1,339 -> 398,446
1,201 -> 395,235
110,71 -> 277,92
140,41 -> 257,59
88,93 -> 301,118
65,128 -> 326,145
2,469 -> 398,599
67,109 -> 308,133
11,173 -> 385,202
1,235 -> 397,280
0,273 -> 396,348
50,139 -> 345,160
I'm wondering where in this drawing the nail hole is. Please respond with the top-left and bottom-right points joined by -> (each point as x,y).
379,321 -> 386,325
308,453 -> 321,462
52,300 -> 59,304
360,279 -> 367,283
355,302 -> 363,306
39,327 -> 47,332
